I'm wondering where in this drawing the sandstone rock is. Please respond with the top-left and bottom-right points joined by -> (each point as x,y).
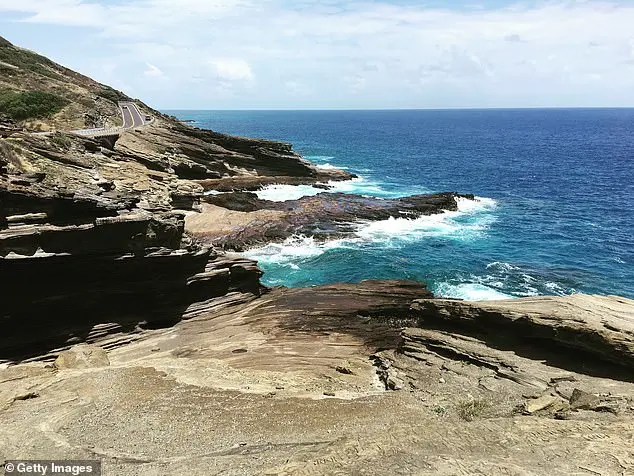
569,388 -> 601,410
54,345 -> 110,369
411,295 -> 634,370
524,394 -> 560,414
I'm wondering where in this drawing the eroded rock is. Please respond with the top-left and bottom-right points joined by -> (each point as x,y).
569,388 -> 601,410
54,345 -> 110,369
190,192 -> 474,250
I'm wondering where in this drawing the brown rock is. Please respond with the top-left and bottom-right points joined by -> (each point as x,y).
54,345 -> 110,369
411,295 -> 634,370
524,394 -> 560,414
569,388 -> 601,410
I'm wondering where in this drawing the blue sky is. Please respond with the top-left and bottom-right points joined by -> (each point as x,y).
1,0 -> 634,109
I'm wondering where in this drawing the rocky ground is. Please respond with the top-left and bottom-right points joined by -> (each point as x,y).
1,285 -> 633,475
2,36 -> 634,476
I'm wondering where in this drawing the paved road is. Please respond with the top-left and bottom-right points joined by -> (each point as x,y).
119,102 -> 148,129
71,102 -> 151,138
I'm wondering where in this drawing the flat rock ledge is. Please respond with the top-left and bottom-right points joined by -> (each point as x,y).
2,285 -> 634,475
410,294 -> 634,369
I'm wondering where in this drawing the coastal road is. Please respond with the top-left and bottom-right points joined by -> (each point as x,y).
119,101 -> 149,129
71,101 -> 151,138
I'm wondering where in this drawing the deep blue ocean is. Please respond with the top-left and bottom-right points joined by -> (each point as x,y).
166,109 -> 634,301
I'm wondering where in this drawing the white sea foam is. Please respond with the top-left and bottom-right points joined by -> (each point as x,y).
316,163 -> 349,170
305,155 -> 335,161
254,184 -> 325,201
433,282 -> 512,301
254,177 -> 389,201
486,261 -> 520,272
456,196 -> 497,212
481,261 -> 575,297
245,195 -> 498,264
243,235 -> 355,264
329,177 -> 389,196
354,196 -> 496,243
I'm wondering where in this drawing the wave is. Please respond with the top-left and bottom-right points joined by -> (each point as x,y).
456,196 -> 497,212
304,155 -> 335,161
432,282 -> 512,301
355,196 -> 497,243
316,163 -> 349,170
245,196 -> 498,263
254,177 -> 393,201
243,235 -> 356,265
254,184 -> 326,201
478,261 -> 577,297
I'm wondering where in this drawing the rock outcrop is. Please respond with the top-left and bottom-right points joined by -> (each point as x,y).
0,49 -> 356,363
410,294 -> 634,370
190,191 -> 474,250
0,206 -> 264,362
0,114 -> 19,137
1,285 -> 633,476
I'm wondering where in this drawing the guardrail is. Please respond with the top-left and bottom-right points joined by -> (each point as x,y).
71,127 -> 124,138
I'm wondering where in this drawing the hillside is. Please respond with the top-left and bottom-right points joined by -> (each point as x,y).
0,35 -> 129,131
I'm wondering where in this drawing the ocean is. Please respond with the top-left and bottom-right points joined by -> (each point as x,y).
165,109 -> 634,301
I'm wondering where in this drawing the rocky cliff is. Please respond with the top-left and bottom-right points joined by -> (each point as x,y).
0,37 -> 355,361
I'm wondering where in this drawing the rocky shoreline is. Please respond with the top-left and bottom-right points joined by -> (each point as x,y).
2,116 -> 633,475
2,36 -> 634,475
189,191 -> 474,250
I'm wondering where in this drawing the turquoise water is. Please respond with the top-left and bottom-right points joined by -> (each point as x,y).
166,109 -> 634,300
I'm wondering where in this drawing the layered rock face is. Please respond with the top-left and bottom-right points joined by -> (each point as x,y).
2,283 -> 633,475
1,118 -> 353,361
0,202 -> 263,361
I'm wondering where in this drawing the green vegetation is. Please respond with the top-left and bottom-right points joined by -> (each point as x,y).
457,398 -> 492,422
49,133 -> 73,150
0,90 -> 69,121
96,86 -> 126,104
0,63 -> 19,76
0,43 -> 62,80
0,36 -> 12,48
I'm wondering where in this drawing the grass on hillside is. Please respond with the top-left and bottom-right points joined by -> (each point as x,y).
97,86 -> 127,104
0,44 -> 64,80
0,90 -> 69,121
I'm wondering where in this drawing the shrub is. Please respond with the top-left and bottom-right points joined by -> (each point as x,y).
49,133 -> 73,150
457,398 -> 492,422
0,90 -> 69,121
0,46 -> 62,79
96,86 -> 126,104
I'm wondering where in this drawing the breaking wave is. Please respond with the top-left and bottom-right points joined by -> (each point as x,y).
245,196 -> 498,260
254,176 -> 397,201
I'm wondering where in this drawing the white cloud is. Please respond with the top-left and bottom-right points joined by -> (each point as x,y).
143,63 -> 164,78
2,0 -> 634,108
209,59 -> 254,82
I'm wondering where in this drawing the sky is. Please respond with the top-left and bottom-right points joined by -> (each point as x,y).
1,0 -> 634,109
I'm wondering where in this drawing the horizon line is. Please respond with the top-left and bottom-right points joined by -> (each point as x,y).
160,106 -> 634,112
